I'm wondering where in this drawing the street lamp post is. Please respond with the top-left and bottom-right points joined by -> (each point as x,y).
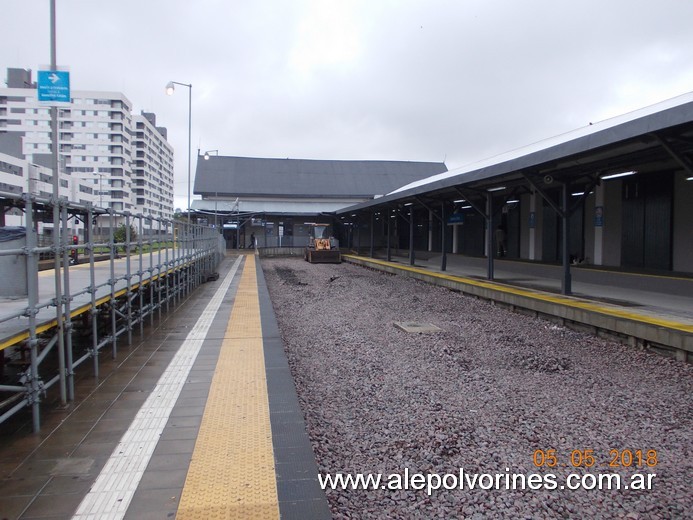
201,150 -> 219,230
166,81 -> 192,223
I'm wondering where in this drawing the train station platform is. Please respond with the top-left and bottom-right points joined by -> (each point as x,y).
0,253 -> 331,519
343,252 -> 693,361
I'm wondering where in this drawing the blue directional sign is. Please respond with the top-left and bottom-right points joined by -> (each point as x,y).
447,213 -> 464,224
37,70 -> 71,103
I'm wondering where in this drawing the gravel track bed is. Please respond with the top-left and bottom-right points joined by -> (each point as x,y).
261,257 -> 692,519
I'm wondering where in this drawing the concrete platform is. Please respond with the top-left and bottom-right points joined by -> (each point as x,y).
344,252 -> 693,361
0,254 -> 330,519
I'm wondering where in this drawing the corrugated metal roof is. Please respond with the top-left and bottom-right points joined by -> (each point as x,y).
193,157 -> 447,198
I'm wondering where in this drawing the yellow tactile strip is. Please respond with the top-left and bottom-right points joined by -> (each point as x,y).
343,255 -> 693,333
177,255 -> 280,519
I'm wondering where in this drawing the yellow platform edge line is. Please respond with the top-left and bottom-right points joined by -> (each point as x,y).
177,255 -> 280,520
342,255 -> 693,334
0,267 -> 184,351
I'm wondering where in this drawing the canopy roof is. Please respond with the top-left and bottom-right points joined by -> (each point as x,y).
337,92 -> 693,213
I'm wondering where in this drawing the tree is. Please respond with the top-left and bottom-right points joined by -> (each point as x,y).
113,224 -> 137,244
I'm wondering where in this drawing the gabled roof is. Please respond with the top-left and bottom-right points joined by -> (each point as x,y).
193,156 -> 447,199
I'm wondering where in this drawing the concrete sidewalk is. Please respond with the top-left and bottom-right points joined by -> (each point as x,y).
345,252 -> 693,361
384,252 -> 693,321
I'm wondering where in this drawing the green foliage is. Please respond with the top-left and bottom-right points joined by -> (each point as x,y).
113,224 -> 137,243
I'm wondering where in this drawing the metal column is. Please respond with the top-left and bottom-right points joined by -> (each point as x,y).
409,206 -> 415,266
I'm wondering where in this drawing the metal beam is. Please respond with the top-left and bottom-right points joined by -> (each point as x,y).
652,133 -> 693,177
414,196 -> 443,223
570,175 -> 600,215
454,187 -> 488,219
522,172 -> 565,218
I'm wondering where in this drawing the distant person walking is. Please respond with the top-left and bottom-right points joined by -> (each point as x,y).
250,232 -> 256,249
495,226 -> 507,257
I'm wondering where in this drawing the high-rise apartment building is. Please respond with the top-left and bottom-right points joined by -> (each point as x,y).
133,112 -> 174,221
0,68 -> 174,231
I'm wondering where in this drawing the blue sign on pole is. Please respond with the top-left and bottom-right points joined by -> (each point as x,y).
447,213 -> 464,225
594,206 -> 604,227
37,70 -> 71,103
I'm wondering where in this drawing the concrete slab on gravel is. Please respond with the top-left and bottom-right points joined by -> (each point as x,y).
394,321 -> 443,333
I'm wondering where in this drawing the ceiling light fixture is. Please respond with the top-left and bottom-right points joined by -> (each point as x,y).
601,170 -> 637,180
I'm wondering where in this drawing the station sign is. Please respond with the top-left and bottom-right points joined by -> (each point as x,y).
447,213 -> 464,225
37,69 -> 71,104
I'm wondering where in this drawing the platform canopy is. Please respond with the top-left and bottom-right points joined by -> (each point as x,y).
337,91 -> 693,212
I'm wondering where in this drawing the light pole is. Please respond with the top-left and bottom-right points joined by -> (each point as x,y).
201,150 -> 219,230
166,81 -> 192,223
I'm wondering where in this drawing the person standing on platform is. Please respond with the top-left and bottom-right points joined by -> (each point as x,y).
495,226 -> 507,257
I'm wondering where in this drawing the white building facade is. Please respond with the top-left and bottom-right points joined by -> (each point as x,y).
0,68 -> 174,234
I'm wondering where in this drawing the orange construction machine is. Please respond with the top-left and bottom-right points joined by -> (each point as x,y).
304,223 -> 341,264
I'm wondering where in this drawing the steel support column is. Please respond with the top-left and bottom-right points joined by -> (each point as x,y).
409,205 -> 415,266
61,205 -> 74,400
441,201 -> 447,272
486,192 -> 494,281
386,210 -> 391,262
109,210 -> 117,358
561,181 -> 572,294
369,212 -> 374,258
24,196 -> 41,431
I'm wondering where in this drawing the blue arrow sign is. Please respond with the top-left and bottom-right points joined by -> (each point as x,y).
37,70 -> 71,103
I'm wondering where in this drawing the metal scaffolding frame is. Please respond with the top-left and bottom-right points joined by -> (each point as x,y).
0,190 -> 224,431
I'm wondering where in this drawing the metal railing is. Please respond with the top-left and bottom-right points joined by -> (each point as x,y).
255,235 -> 340,249
0,190 -> 224,431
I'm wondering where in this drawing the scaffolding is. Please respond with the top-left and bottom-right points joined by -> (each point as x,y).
0,190 -> 224,431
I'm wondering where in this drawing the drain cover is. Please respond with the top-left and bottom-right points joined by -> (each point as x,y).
394,322 -> 443,333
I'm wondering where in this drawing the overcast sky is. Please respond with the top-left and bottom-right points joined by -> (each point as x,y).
3,0 -> 693,210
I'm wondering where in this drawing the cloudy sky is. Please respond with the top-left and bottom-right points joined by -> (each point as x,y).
3,0 -> 693,210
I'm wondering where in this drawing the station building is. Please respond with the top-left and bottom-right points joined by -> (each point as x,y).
191,155 -> 447,249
